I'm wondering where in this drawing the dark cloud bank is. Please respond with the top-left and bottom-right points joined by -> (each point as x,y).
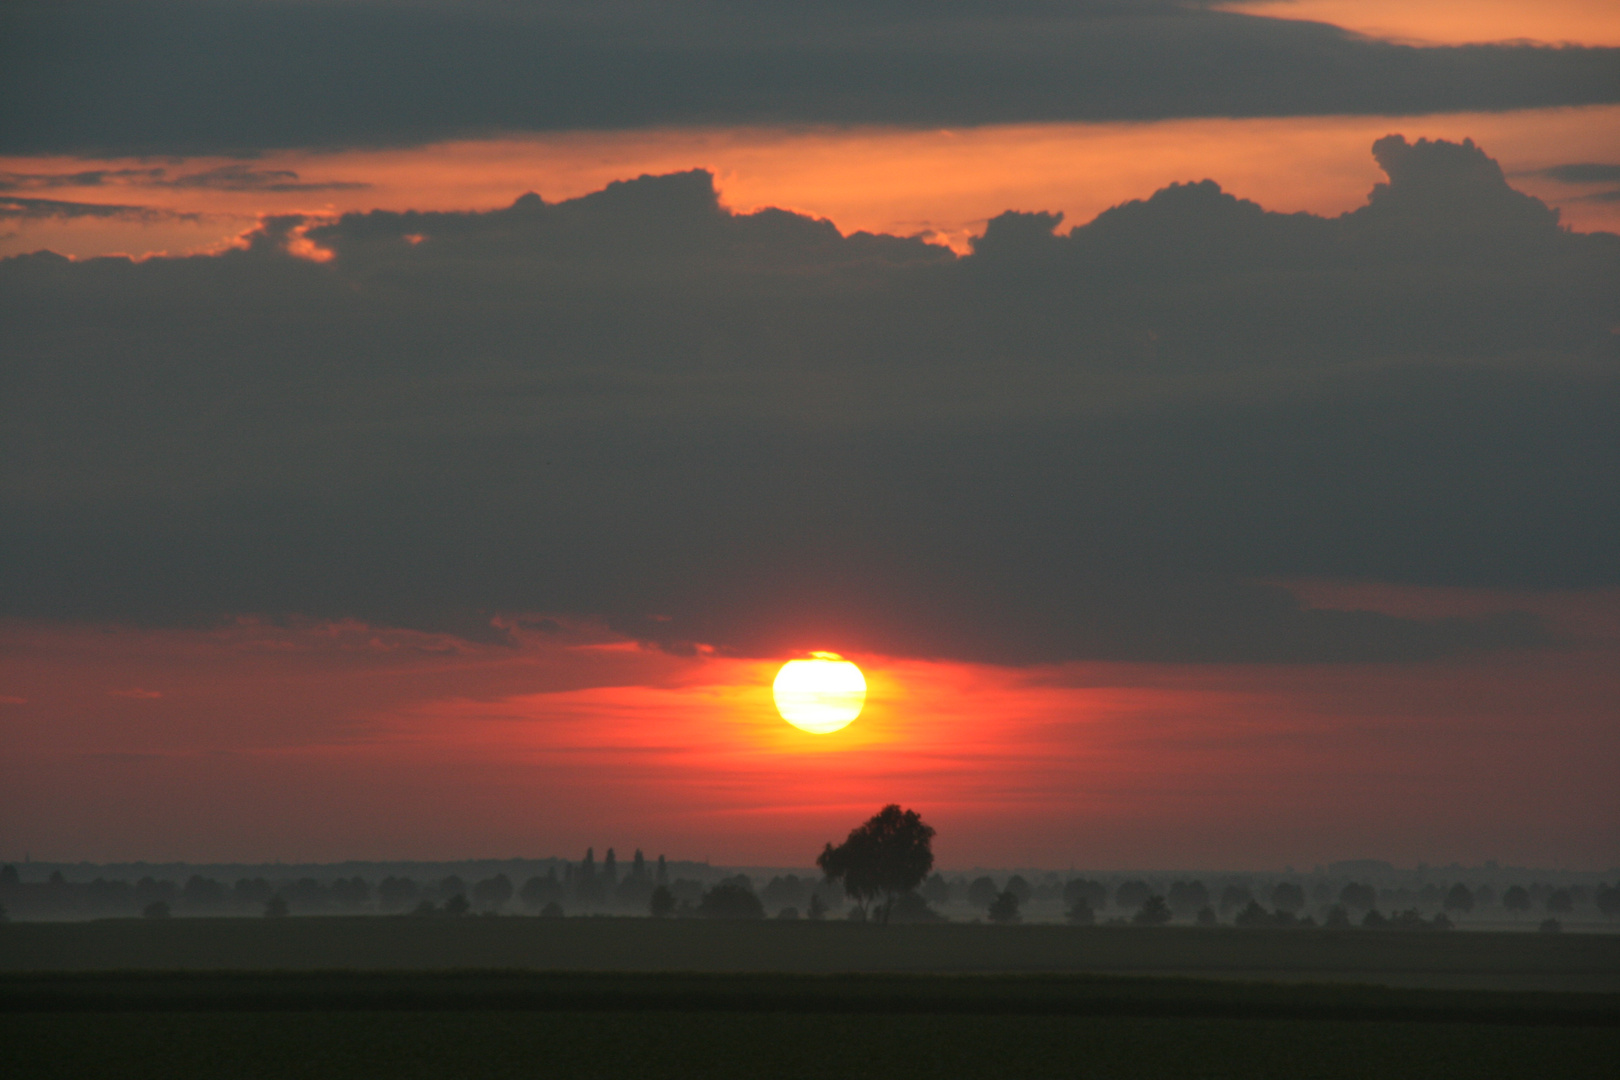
4,137 -> 1617,663
2,0 -> 1618,154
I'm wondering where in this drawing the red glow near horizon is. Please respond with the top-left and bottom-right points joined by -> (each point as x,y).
2,590 -> 1616,870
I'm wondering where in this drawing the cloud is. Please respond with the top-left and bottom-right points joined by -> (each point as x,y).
0,165 -> 368,194
1536,162 -> 1620,184
2,137 -> 1615,663
1,1 -> 1616,154
0,195 -> 194,222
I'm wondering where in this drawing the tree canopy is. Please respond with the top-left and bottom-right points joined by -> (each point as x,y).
816,804 -> 935,924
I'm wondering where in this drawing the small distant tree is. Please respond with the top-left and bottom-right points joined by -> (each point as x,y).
1167,881 -> 1209,917
142,900 -> 171,919
656,855 -> 668,885
1004,875 -> 1032,904
540,901 -> 564,918
1218,884 -> 1252,913
987,890 -> 1021,924
1269,883 -> 1305,914
1133,896 -> 1173,926
472,874 -> 514,913
697,880 -> 765,920
632,849 -> 646,880
1066,897 -> 1095,925
1063,879 -> 1107,912
1115,881 -> 1152,910
1322,904 -> 1351,930
816,804 -> 935,924
1502,885 -> 1531,916
1443,884 -> 1474,914
603,849 -> 618,887
264,894 -> 289,918
1362,909 -> 1388,928
649,885 -> 676,918
1546,889 -> 1574,915
967,876 -> 1000,910
1196,906 -> 1218,927
1234,900 -> 1269,928
921,873 -> 951,906
443,893 -> 470,917
1338,882 -> 1376,910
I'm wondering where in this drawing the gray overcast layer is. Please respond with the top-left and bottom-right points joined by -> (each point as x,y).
3,137 -> 1616,663
3,0 -> 1618,154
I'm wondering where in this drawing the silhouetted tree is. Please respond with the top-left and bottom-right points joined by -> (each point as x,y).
888,892 -> 944,923
142,900 -> 171,919
1503,885 -> 1531,916
1004,875 -> 1032,904
1133,896 -> 1173,926
540,901 -> 564,918
656,855 -> 668,885
1323,904 -> 1351,929
0,865 -> 18,887
443,893 -> 470,916
264,894 -> 289,918
438,876 -> 466,904
1443,883 -> 1474,914
921,873 -> 950,906
816,804 -> 935,924
1338,882 -> 1376,910
519,871 -> 560,911
1547,889 -> 1574,915
1362,909 -> 1388,928
377,876 -> 420,911
1167,881 -> 1209,917
807,893 -> 827,920
235,878 -> 275,908
632,849 -> 646,880
698,880 -> 765,919
967,876 -> 1000,910
603,848 -> 618,887
1115,881 -> 1151,910
649,885 -> 676,918
1269,882 -> 1305,913
777,907 -> 799,920
1196,906 -> 1218,927
1066,897 -> 1095,925
1235,900 -> 1270,927
1597,884 -> 1620,920
182,875 -> 227,911
330,877 -> 370,909
472,874 -> 513,912
1218,884 -> 1252,913
1063,879 -> 1107,911
987,890 -> 1021,924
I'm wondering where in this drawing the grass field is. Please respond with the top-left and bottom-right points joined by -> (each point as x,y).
4,921 -> 1617,1078
4,917 -> 1618,992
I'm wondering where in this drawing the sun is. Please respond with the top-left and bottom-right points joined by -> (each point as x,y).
773,652 -> 867,734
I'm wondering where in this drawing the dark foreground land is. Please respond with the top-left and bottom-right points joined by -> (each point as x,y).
5,917 -> 1619,991
4,921 -> 1618,1078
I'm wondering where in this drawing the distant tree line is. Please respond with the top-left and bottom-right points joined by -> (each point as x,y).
3,857 -> 1616,928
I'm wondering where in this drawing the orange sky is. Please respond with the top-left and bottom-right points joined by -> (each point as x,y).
1214,0 -> 1620,46
3,587 -> 1616,869
4,106 -> 1617,261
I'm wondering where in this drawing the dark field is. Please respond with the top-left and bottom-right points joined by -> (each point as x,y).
5,917 -> 1619,991
4,921 -> 1617,1078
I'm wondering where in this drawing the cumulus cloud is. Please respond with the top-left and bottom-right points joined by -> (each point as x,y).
2,137 -> 1615,662
1,1 -> 1616,153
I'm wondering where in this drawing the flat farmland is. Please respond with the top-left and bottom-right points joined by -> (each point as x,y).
4,918 -> 1618,992
3,969 -> 1618,1080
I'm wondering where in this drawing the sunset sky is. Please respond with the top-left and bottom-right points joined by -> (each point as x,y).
2,1 -> 1617,871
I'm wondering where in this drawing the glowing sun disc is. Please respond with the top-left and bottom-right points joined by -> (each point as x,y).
773,652 -> 866,734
